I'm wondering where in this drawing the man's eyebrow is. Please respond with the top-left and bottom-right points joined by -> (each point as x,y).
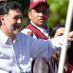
13,15 -> 23,19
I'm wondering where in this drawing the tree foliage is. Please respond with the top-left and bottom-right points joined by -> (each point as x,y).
47,0 -> 69,27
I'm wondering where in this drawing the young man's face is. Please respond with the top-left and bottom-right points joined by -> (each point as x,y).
1,8 -> 23,36
28,4 -> 49,27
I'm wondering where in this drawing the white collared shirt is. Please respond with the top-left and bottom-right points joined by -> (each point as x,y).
22,21 -> 50,39
0,29 -> 65,73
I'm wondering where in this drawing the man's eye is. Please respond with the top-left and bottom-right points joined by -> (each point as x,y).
13,16 -> 23,20
36,10 -> 49,14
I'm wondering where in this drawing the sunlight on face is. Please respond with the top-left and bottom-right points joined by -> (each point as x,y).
54,27 -> 65,38
2,8 -> 23,36
28,4 -> 49,26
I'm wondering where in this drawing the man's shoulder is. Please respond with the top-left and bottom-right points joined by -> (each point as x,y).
22,28 -> 32,33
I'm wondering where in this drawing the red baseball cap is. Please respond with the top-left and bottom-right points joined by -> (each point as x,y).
29,0 -> 49,10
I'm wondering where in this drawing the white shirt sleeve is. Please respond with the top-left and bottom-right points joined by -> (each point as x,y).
30,36 -> 65,60
17,32 -> 65,61
0,70 -> 8,73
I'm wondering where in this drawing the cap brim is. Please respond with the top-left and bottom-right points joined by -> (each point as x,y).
29,2 -> 49,10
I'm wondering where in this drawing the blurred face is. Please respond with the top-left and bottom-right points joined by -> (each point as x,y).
54,27 -> 65,38
28,4 -> 49,27
1,8 -> 23,36
53,27 -> 65,61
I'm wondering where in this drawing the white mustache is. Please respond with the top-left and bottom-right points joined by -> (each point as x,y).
13,24 -> 21,30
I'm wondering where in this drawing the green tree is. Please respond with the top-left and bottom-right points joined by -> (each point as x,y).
47,0 -> 69,27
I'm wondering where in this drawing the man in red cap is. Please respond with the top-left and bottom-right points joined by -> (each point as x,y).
22,0 -> 54,73
22,0 -> 50,39
22,0 -> 73,73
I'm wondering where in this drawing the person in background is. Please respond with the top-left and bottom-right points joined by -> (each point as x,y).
50,24 -> 65,38
21,0 -> 52,73
50,24 -> 65,73
0,1 -> 73,73
22,0 -> 50,39
32,24 -> 65,73
21,0 -> 73,73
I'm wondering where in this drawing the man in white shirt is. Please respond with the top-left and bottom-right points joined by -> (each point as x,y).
0,1 -> 73,73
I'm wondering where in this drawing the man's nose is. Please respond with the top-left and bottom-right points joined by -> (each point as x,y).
17,18 -> 22,24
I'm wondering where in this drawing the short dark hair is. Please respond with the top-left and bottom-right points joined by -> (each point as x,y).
50,24 -> 65,37
0,1 -> 22,16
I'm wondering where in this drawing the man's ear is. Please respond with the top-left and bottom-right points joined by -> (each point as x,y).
28,11 -> 32,19
0,16 -> 4,21
0,16 -> 5,24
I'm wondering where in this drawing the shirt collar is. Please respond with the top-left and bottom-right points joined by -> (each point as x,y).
0,29 -> 10,45
30,20 -> 49,33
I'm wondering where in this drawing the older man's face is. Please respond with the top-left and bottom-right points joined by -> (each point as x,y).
1,8 -> 23,36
